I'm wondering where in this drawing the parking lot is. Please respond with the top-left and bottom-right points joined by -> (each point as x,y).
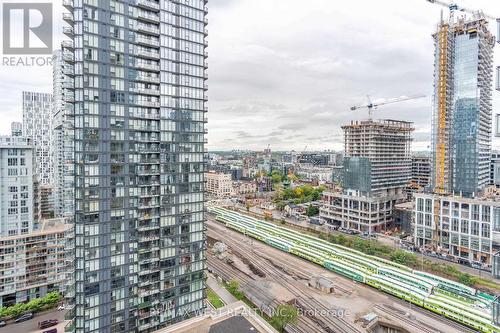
0,309 -> 67,333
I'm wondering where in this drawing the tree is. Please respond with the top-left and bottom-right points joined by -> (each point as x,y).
306,205 -> 319,217
226,280 -> 244,300
271,304 -> 299,332
390,250 -> 417,266
458,273 -> 477,287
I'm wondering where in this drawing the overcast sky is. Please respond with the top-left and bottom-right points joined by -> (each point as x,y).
1,0 -> 500,152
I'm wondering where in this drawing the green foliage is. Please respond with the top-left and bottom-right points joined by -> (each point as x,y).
226,280 -> 245,300
0,291 -> 61,319
270,170 -> 287,184
390,250 -> 418,266
458,273 -> 477,287
274,184 -> 326,207
206,288 -> 225,309
306,205 -> 319,217
270,304 -> 299,332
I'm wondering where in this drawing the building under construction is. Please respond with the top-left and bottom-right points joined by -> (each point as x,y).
320,119 -> 413,233
342,119 -> 414,197
431,14 -> 495,197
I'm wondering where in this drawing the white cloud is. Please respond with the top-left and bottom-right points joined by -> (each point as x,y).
1,0 -> 499,152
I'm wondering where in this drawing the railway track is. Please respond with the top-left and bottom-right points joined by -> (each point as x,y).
207,251 -> 315,333
208,223 -> 362,333
386,301 -> 480,333
373,304 -> 437,333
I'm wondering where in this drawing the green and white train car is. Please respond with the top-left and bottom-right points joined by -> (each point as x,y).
366,274 -> 427,306
211,208 -> 500,333
289,245 -> 325,265
424,298 -> 499,333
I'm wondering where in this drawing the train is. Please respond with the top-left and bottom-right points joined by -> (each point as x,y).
209,207 -> 500,333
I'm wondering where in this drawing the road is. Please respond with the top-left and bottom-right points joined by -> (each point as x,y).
0,309 -> 67,333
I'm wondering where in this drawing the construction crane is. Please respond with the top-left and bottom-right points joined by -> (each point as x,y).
426,0 -> 497,21
350,95 -> 426,120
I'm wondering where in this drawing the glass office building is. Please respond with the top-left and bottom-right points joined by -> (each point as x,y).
431,16 -> 495,196
62,0 -> 208,332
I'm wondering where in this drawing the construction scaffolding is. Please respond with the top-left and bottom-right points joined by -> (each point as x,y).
430,14 -> 495,196
342,119 -> 414,198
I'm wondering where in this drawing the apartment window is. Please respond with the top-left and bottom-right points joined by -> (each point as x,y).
471,221 -> 479,236
482,223 -> 490,238
7,158 -> 17,166
461,220 -> 469,233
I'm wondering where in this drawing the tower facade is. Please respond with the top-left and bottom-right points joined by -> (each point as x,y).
52,50 -> 75,218
431,16 -> 495,196
0,136 -> 35,237
22,92 -> 53,185
342,119 -> 414,197
62,0 -> 208,332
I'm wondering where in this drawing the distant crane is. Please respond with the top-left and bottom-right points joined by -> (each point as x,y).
350,95 -> 426,120
425,0 -> 497,21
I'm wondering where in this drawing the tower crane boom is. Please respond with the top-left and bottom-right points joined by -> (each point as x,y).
350,95 -> 426,120
426,0 -> 496,21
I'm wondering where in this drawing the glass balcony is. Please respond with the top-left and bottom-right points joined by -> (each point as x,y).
63,0 -> 73,9
62,51 -> 74,63
136,62 -> 160,71
137,49 -> 160,59
136,0 -> 160,11
135,74 -> 160,84
62,13 -> 74,25
137,24 -> 160,35
136,12 -> 159,23
62,40 -> 74,50
63,27 -> 74,37
136,36 -> 160,47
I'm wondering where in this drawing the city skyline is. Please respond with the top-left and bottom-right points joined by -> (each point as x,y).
1,0 -> 500,331
2,0 -> 499,151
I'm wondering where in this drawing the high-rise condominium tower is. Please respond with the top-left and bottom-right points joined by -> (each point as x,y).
0,135 -> 35,236
62,0 -> 208,332
52,50 -> 75,217
22,92 -> 53,185
431,15 -> 495,197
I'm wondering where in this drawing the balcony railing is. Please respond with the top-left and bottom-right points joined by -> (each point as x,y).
62,13 -> 74,24
137,50 -> 160,59
135,74 -> 160,83
137,12 -> 159,23
62,40 -> 74,50
63,0 -> 73,9
136,62 -> 160,71
136,0 -> 160,11
63,27 -> 74,37
137,24 -> 160,35
136,36 -> 160,47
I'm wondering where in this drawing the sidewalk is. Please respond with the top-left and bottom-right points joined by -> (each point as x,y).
207,274 -> 238,305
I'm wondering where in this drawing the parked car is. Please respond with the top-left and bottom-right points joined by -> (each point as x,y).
57,304 -> 65,311
0,320 -> 6,327
38,319 -> 58,329
14,312 -> 33,323
43,329 -> 57,333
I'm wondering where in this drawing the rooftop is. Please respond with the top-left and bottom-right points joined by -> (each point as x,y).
157,301 -> 278,333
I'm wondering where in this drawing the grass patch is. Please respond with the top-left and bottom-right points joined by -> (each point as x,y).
206,288 -> 225,309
